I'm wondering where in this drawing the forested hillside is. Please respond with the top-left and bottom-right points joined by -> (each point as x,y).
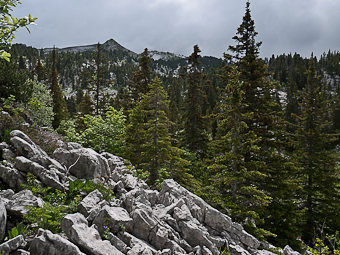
1,1 -> 340,254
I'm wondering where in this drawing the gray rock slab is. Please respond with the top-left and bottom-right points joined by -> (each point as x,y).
93,205 -> 133,233
78,189 -> 103,217
5,190 -> 44,217
29,228 -> 86,255
53,147 -> 110,179
0,199 -> 6,242
61,213 -> 124,255
0,235 -> 27,254
0,163 -> 26,190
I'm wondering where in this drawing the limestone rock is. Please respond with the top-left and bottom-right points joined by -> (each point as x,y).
0,163 -> 26,190
131,208 -> 158,242
29,228 -> 86,255
10,130 -> 64,171
204,206 -> 232,233
77,189 -> 103,217
61,213 -> 124,255
0,199 -> 6,242
11,249 -> 30,255
106,232 -> 129,253
0,235 -> 27,254
283,245 -> 300,255
53,147 -> 110,179
93,205 -> 133,233
6,190 -> 44,217
15,156 -> 64,190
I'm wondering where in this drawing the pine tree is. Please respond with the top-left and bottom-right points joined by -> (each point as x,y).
116,48 -> 154,114
223,1 -> 301,244
50,48 -> 69,129
130,48 -> 153,101
126,77 -> 190,186
293,57 -> 340,244
35,55 -> 46,82
182,45 -> 209,157
81,43 -> 111,115
212,66 -> 271,223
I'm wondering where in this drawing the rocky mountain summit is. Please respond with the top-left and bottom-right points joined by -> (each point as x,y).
0,129 -> 300,255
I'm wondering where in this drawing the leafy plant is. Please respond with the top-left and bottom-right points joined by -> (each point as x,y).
7,223 -> 28,240
24,202 -> 67,233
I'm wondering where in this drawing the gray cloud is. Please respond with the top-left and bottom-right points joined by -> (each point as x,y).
12,0 -> 340,58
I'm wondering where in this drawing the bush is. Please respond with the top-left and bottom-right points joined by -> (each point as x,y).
57,106 -> 126,156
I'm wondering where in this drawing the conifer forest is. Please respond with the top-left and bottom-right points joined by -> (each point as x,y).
1,1 -> 340,253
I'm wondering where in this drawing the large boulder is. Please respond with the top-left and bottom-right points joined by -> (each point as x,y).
5,190 -> 44,217
283,245 -> 300,255
0,199 -> 6,243
0,235 -> 27,254
61,213 -> 124,255
9,130 -> 64,171
29,228 -> 86,255
77,189 -> 103,217
93,205 -> 133,233
53,147 -> 110,179
0,163 -> 26,190
15,156 -> 65,190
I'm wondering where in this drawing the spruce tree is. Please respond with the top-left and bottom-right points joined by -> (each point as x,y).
212,66 -> 271,223
126,77 -> 190,186
222,1 -> 301,244
182,45 -> 209,157
35,55 -> 46,82
50,48 -> 69,129
116,48 -> 154,114
293,57 -> 340,244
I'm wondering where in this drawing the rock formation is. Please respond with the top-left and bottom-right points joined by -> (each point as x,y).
0,130 -> 300,255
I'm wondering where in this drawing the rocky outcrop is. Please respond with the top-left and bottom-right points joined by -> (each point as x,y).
0,130 -> 301,255
0,235 -> 27,254
0,199 -> 6,242
5,189 -> 44,217
29,228 -> 85,255
0,163 -> 26,190
53,147 -> 110,179
61,213 -> 124,255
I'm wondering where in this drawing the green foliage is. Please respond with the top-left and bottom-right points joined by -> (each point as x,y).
56,119 -> 82,143
307,238 -> 337,255
57,107 -> 126,156
24,202 -> 67,233
6,223 -> 27,240
0,0 -> 37,61
80,107 -> 126,155
182,45 -> 209,157
50,48 -> 69,129
26,78 -> 54,127
68,179 -> 115,201
0,60 -> 32,103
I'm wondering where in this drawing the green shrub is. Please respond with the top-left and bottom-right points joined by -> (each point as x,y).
6,223 -> 28,240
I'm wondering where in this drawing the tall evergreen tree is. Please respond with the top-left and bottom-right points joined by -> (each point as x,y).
50,48 -> 68,129
126,77 -> 190,186
182,45 -> 209,157
222,1 -> 301,244
116,48 -> 154,114
293,57 -> 340,244
35,55 -> 46,82
212,66 -> 271,223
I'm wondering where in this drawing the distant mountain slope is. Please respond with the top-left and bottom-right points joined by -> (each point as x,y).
10,39 -> 223,91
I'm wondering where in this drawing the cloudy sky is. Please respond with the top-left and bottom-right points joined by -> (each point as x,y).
12,0 -> 340,58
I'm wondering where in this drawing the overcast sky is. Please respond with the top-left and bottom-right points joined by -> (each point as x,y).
12,0 -> 340,58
